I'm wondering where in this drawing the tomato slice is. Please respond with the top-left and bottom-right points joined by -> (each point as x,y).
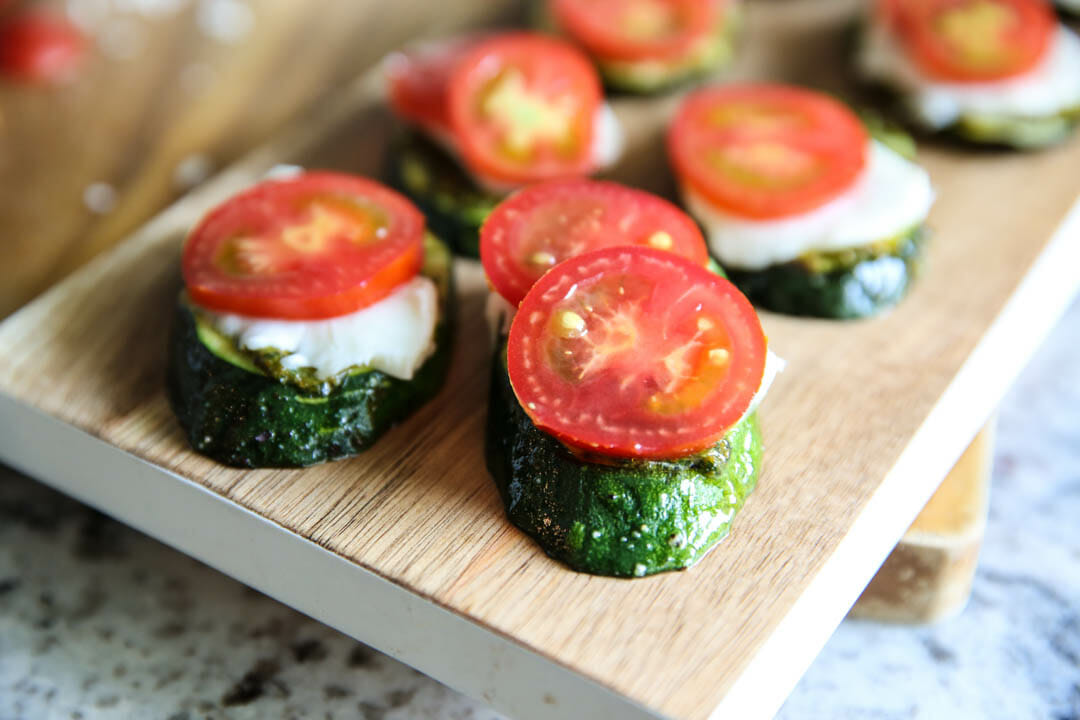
0,11 -> 86,84
668,84 -> 868,220
480,179 -> 709,307
183,172 -> 424,320
507,246 -> 766,460
385,36 -> 479,134
882,0 -> 1054,82
447,33 -> 602,186
550,0 -> 720,62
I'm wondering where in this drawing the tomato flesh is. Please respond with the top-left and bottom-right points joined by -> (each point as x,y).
447,33 -> 602,186
385,36 -> 478,134
183,172 -> 424,320
481,179 -> 708,307
882,0 -> 1054,82
507,246 -> 766,460
0,11 -> 86,84
668,84 -> 868,220
551,0 -> 720,62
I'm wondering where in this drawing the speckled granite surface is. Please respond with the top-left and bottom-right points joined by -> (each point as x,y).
1,296 -> 1077,720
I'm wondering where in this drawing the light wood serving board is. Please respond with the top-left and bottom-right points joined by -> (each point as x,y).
2,2 -> 1079,719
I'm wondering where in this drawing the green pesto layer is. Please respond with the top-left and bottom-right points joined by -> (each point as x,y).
725,226 -> 926,319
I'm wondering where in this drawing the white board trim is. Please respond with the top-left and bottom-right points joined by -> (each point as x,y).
0,395 -> 665,720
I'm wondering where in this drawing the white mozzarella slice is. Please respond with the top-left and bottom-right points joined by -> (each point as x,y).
202,276 -> 439,381
857,23 -> 1080,128
682,140 -> 934,271
590,103 -> 625,170
744,349 -> 785,421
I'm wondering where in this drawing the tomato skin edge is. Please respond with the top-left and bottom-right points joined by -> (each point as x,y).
666,84 -> 869,220
186,240 -> 424,320
0,11 -> 86,84
479,178 -> 710,307
506,246 -> 767,461
181,172 -> 426,321
446,32 -> 603,187
880,0 -> 1056,83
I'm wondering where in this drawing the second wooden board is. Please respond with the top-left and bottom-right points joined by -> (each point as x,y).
1,2 -> 1079,718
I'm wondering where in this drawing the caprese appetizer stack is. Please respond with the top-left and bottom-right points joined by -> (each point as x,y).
538,0 -> 740,93
167,172 -> 454,468
668,84 -> 936,319
385,32 -> 623,257
480,180 -> 781,576
857,0 -> 1080,148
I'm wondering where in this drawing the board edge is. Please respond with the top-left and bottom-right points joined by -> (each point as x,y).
0,393 -> 670,720
711,193 -> 1080,720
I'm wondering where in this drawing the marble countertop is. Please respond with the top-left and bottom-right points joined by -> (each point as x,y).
2,296 -> 1077,720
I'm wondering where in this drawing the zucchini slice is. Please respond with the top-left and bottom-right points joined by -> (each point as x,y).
726,225 -> 925,320
167,233 -> 454,468
486,345 -> 762,577
947,106 -> 1080,150
385,131 -> 502,258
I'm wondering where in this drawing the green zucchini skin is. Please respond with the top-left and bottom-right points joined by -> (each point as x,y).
726,226 -> 925,320
946,107 -> 1080,151
385,131 -> 502,258
486,347 -> 762,577
858,108 -> 919,161
166,238 -> 455,469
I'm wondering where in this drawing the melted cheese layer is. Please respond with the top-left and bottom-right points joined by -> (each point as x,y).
200,276 -> 439,381
857,23 -> 1080,128
682,140 -> 934,271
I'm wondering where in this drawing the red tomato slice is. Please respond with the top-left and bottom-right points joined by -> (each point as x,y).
550,0 -> 721,62
0,11 -> 86,84
385,36 -> 480,134
507,246 -> 766,460
883,0 -> 1054,82
183,172 -> 424,320
447,33 -> 602,186
668,84 -> 868,220
481,179 -> 709,307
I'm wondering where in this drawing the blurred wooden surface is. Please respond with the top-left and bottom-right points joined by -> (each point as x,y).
0,0 -> 520,318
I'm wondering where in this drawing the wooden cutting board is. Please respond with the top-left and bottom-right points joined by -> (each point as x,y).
1,2 -> 1078,718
